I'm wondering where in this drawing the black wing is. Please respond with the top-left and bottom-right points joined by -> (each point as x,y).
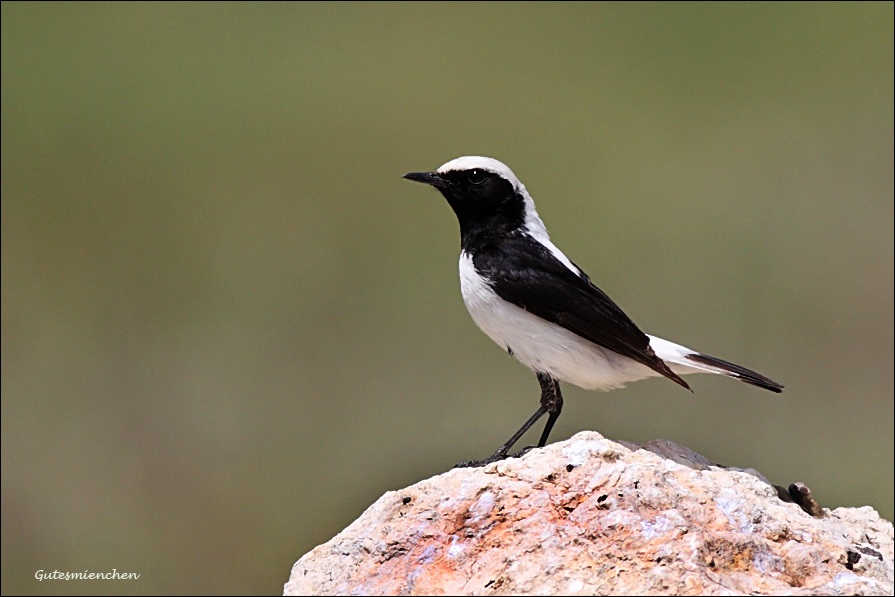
472,235 -> 691,390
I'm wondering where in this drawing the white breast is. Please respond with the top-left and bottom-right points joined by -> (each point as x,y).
458,253 -> 658,391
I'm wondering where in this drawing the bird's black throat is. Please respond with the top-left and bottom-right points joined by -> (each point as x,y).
430,168 -> 527,252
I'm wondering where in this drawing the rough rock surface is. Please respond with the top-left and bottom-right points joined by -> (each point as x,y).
285,432 -> 893,596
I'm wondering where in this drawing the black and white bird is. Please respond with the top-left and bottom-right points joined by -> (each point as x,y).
404,156 -> 783,467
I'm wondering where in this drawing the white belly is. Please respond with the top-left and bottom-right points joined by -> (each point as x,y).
458,254 -> 660,391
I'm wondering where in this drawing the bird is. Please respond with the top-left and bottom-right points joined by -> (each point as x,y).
403,156 -> 783,467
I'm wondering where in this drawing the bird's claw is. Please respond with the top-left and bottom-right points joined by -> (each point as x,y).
453,445 -> 539,468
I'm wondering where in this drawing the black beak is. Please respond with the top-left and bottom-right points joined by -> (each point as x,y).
403,171 -> 448,189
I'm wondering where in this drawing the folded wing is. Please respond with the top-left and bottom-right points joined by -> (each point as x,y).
471,234 -> 691,391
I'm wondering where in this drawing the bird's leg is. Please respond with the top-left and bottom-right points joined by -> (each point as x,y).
454,405 -> 547,468
510,373 -> 564,458
535,373 -> 563,447
454,373 -> 563,468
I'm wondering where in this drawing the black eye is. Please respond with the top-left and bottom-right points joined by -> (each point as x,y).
468,169 -> 486,185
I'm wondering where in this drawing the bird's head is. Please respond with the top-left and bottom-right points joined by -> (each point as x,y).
404,156 -> 537,240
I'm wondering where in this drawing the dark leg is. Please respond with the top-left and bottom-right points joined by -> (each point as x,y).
535,373 -> 563,447
454,373 -> 563,468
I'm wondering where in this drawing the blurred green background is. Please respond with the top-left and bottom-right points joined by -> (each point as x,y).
2,2 -> 892,595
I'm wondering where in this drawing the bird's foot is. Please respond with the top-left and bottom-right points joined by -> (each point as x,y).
453,445 -> 539,469
453,452 -> 507,468
512,445 -> 537,458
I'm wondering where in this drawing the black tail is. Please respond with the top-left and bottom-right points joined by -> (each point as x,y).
685,353 -> 784,393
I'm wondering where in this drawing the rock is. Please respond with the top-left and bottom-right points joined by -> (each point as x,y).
284,431 -> 893,596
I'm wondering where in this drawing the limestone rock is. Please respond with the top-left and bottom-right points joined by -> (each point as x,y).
284,431 -> 893,596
